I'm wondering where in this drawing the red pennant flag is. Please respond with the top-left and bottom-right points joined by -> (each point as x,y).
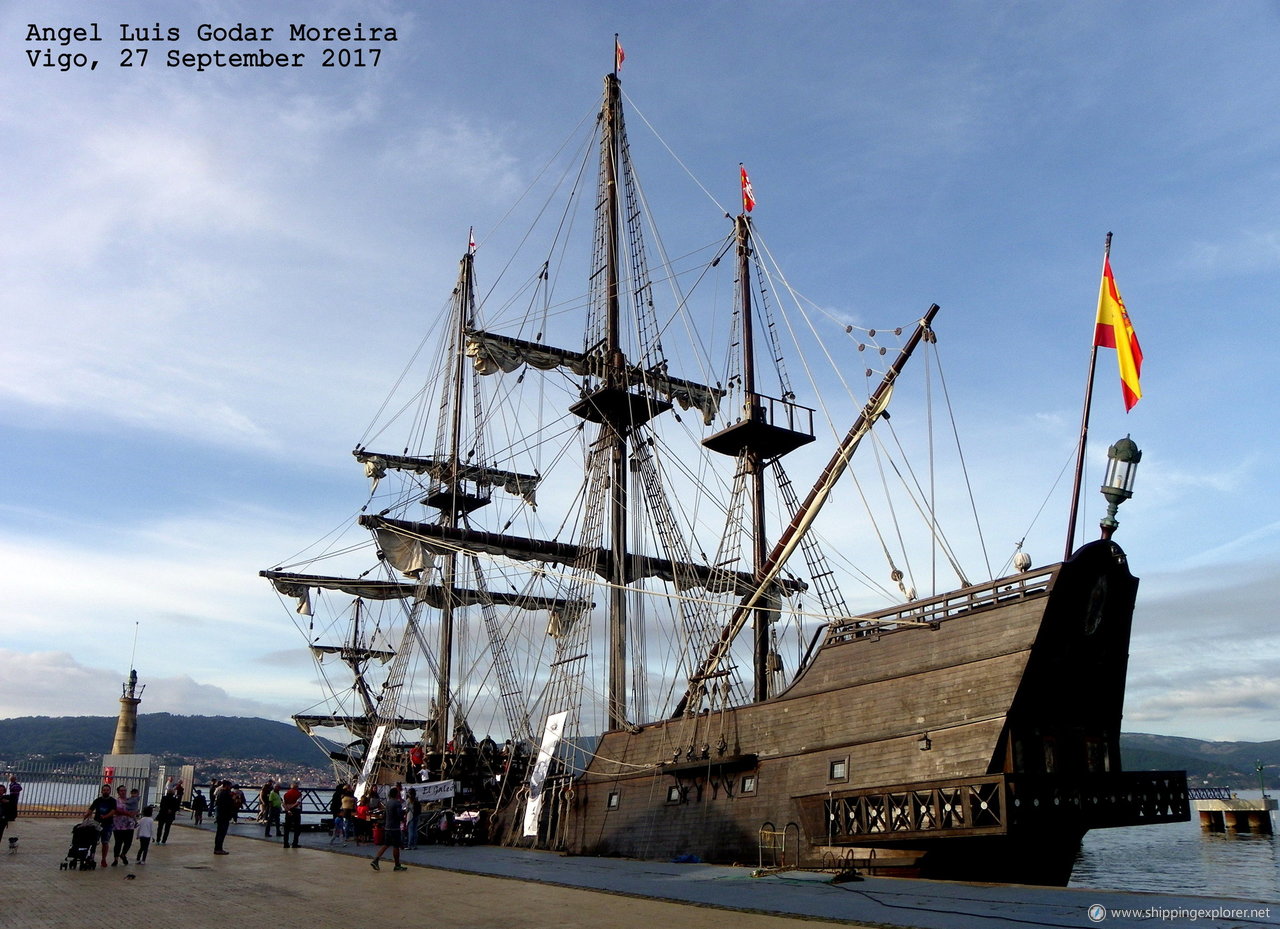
615,37 -> 625,73
740,164 -> 755,213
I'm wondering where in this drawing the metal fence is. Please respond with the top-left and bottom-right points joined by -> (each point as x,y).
5,761 -> 153,818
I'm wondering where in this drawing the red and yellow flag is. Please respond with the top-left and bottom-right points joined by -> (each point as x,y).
1093,255 -> 1143,411
740,164 -> 755,213
615,37 -> 625,73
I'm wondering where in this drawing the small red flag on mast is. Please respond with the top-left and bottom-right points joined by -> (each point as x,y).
740,164 -> 755,213
614,36 -> 625,73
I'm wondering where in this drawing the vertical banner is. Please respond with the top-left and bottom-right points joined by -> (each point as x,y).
356,723 -> 388,798
523,710 -> 569,837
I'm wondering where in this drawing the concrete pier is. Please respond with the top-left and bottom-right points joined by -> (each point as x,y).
1196,796 -> 1277,834
5,817 -> 1275,929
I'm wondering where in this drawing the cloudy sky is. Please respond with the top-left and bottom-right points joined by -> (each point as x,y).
2,1 -> 1278,744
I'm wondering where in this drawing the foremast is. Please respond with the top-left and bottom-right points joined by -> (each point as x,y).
700,213 -> 816,703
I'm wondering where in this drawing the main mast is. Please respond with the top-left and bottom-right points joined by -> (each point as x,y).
566,67 -> 678,731
602,71 -> 629,730
435,246 -> 476,754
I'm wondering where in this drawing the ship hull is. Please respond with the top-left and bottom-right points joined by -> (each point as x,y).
562,540 -> 1188,884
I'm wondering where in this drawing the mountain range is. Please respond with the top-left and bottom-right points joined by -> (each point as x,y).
0,715 -> 1276,788
1119,732 -> 1279,789
0,713 -> 335,769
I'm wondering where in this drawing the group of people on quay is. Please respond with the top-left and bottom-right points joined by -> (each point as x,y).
37,753 -> 500,871
206,777 -> 303,853
199,774 -> 472,865
55,729 -> 518,867
81,780 -> 184,867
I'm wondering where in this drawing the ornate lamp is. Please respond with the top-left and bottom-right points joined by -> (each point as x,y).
1099,435 -> 1141,539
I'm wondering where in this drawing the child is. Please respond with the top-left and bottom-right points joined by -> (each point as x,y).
136,804 -> 155,864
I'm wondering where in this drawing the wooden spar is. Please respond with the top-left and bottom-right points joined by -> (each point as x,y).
1063,232 -> 1111,561
675,303 -> 941,716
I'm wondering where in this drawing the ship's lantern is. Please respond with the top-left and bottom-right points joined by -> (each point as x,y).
1099,435 -> 1142,538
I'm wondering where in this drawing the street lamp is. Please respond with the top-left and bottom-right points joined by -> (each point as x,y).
1099,435 -> 1141,539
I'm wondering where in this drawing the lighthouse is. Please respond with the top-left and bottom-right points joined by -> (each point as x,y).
103,668 -> 153,801
111,668 -> 143,754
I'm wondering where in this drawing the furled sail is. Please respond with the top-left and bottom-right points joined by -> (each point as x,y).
364,517 -> 805,597
465,329 -> 726,426
261,569 -> 591,617
353,449 -> 540,504
294,713 -> 427,734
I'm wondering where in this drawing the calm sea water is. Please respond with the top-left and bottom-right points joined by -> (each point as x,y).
1070,792 -> 1278,903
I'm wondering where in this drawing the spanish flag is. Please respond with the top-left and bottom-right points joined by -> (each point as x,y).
1093,255 -> 1143,411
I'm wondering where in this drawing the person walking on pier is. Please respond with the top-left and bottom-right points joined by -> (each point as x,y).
88,784 -> 116,868
329,784 -> 350,845
111,785 -> 138,866
212,780 -> 236,854
369,786 -> 407,871
156,788 -> 179,843
265,783 -> 283,838
257,780 -> 273,826
281,780 -> 303,848
136,804 -> 154,863
405,788 -> 421,850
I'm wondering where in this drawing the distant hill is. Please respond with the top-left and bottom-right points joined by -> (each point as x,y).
0,713 -> 336,769
1121,732 -> 1280,789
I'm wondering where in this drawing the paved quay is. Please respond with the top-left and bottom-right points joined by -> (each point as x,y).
4,817 -> 1277,929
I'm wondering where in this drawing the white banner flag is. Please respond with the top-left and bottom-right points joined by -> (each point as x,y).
416,780 -> 456,802
355,724 -> 388,799
522,710 -> 568,837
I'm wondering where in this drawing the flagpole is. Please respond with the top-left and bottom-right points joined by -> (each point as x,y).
1064,231 -> 1112,561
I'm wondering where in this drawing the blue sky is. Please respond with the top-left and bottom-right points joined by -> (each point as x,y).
2,1 -> 1278,744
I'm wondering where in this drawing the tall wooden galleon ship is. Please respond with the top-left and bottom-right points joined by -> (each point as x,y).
264,46 -> 1188,885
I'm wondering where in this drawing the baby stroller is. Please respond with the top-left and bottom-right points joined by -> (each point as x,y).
60,819 -> 100,870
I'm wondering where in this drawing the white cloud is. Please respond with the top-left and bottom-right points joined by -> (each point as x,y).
0,650 -> 291,721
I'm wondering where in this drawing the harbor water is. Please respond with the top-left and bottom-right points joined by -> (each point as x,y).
1071,791 -> 1278,902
